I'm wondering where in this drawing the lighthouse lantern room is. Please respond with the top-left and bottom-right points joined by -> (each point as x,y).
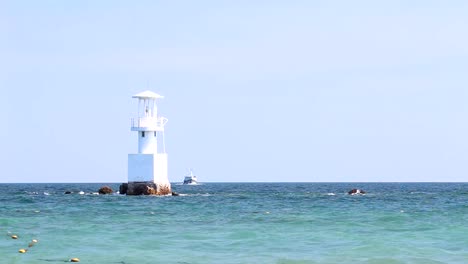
126,90 -> 170,195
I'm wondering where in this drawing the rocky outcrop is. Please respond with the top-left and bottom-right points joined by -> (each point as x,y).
348,189 -> 366,195
132,183 -> 150,195
98,186 -> 113,195
119,183 -> 128,195
125,182 -> 172,195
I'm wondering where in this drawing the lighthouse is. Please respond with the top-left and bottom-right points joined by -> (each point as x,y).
123,90 -> 171,195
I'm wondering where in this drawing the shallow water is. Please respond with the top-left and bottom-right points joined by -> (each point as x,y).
1,183 -> 467,263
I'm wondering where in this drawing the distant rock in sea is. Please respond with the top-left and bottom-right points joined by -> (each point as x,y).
348,189 -> 366,195
98,186 -> 113,195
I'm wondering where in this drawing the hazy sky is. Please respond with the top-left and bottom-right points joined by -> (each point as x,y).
1,1 -> 468,182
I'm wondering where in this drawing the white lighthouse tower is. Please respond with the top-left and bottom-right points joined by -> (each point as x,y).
125,90 -> 171,195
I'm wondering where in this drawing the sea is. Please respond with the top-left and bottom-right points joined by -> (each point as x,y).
1,182 -> 467,264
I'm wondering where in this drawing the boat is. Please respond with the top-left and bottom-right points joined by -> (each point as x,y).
183,169 -> 198,185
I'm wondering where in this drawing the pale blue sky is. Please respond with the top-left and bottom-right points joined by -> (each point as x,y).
1,1 -> 468,182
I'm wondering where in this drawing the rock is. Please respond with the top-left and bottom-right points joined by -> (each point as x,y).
98,186 -> 113,195
64,191 -> 72,194
171,191 -> 179,196
119,183 -> 128,195
348,189 -> 366,195
126,182 -> 172,195
146,186 -> 158,195
132,183 -> 150,195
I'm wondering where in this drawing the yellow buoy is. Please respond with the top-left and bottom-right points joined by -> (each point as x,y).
18,249 -> 27,253
70,258 -> 80,262
11,235 -> 18,239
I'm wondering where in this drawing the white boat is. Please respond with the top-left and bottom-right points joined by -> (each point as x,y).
183,169 -> 198,185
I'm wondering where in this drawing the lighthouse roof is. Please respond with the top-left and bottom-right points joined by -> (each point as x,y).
132,90 -> 164,99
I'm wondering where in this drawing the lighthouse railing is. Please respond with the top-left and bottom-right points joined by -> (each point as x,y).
131,117 -> 167,131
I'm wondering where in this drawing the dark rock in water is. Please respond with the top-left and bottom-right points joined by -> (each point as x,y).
119,183 -> 128,195
126,182 -> 171,195
171,191 -> 179,196
348,189 -> 366,195
98,186 -> 113,195
64,191 -> 72,194
132,183 -> 151,195
146,186 -> 158,195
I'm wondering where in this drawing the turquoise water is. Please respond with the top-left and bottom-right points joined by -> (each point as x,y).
1,183 -> 468,263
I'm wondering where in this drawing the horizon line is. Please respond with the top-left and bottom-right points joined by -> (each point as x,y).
1,181 -> 467,184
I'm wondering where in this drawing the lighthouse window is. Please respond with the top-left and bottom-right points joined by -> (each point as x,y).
142,131 -> 145,137
154,132 -> 157,137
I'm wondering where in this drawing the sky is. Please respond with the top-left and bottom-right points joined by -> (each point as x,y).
1,0 -> 468,182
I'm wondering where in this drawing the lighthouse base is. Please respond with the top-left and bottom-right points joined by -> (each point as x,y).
121,181 -> 171,196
